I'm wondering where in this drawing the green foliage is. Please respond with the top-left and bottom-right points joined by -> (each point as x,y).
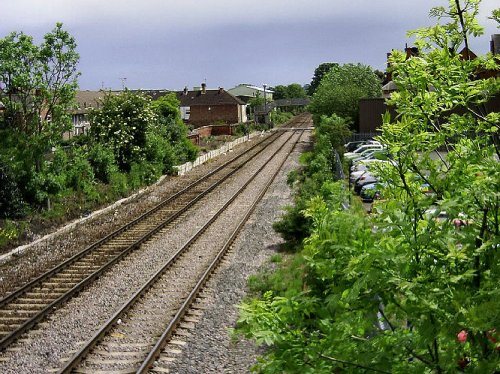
0,161 -> 26,218
89,91 -> 157,171
309,63 -> 382,129
64,148 -> 95,193
271,110 -> 293,126
232,122 -> 268,137
109,171 -> 129,197
0,220 -> 27,247
0,23 -> 79,144
0,24 -> 79,216
307,62 -> 337,96
87,143 -> 118,183
272,84 -> 307,100
152,93 -> 198,164
273,115 -> 351,249
248,95 -> 267,108
237,3 -> 500,372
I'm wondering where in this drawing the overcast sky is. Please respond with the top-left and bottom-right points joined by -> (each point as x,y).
2,0 -> 498,91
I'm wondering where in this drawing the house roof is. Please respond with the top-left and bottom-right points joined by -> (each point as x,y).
176,88 -> 245,106
228,84 -> 274,95
74,90 -> 108,114
382,81 -> 398,92
74,89 -> 172,114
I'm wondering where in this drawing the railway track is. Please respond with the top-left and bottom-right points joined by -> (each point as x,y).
55,127 -> 306,374
0,115 -> 311,353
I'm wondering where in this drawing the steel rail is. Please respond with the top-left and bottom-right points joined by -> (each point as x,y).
57,130 -> 301,374
0,130 -> 287,351
137,130 -> 305,374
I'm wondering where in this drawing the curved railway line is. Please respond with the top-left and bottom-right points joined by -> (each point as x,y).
0,126 -> 281,350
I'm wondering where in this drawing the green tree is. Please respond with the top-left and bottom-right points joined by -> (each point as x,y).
151,93 -> 198,164
0,23 -> 80,209
272,85 -> 288,100
237,1 -> 500,372
0,23 -> 79,141
309,63 -> 382,129
272,83 -> 307,100
307,62 -> 337,96
89,90 -> 157,171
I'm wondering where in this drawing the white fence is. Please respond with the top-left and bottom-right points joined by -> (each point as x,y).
175,132 -> 260,176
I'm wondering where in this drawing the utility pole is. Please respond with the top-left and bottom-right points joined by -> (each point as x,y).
119,77 -> 127,90
263,84 -> 267,126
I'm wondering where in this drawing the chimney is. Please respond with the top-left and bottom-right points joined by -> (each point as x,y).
201,83 -> 206,94
183,86 -> 188,95
492,34 -> 500,55
218,87 -> 223,94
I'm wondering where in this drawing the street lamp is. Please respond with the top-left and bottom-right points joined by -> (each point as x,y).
263,84 -> 267,126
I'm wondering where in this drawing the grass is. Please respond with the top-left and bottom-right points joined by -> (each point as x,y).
247,252 -> 306,299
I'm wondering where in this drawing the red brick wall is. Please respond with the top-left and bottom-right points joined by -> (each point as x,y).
188,104 -> 239,128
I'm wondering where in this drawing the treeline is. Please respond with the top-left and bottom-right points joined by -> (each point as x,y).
0,25 -> 197,246
235,1 -> 499,373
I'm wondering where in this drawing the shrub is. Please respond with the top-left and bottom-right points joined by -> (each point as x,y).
66,148 -> 96,192
109,171 -> 129,197
0,162 -> 26,218
88,143 -> 118,183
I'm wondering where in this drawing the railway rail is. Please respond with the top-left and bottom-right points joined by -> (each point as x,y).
55,127 -> 305,374
0,114 -> 312,353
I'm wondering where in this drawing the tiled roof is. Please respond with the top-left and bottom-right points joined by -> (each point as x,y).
176,89 -> 245,106
74,89 -> 172,114
74,90 -> 108,114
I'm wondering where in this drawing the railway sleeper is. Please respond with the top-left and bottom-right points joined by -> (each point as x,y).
23,290 -> 69,297
0,323 -> 21,331
0,317 -> 26,324
90,349 -> 148,357
0,308 -> 39,315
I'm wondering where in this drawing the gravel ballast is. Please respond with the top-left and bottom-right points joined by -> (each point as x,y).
0,129 -> 311,373
163,131 -> 310,373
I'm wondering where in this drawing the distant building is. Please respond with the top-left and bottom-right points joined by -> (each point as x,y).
358,35 -> 500,134
227,84 -> 274,103
177,84 -> 247,128
69,90 -> 107,139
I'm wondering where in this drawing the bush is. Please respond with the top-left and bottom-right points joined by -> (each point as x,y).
0,162 -> 26,218
65,148 -> 96,192
128,161 -> 162,189
271,111 -> 293,125
109,171 -> 129,197
88,143 -> 118,183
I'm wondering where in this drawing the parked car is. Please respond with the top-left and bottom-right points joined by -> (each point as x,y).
344,139 -> 379,152
350,149 -> 391,164
349,159 -> 389,184
360,182 -> 384,202
354,172 -> 378,194
344,144 -> 383,160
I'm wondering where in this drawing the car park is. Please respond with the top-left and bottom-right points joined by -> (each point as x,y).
345,146 -> 384,162
360,182 -> 384,202
344,139 -> 379,152
350,149 -> 392,165
349,159 -> 389,184
354,172 -> 378,194
343,143 -> 383,159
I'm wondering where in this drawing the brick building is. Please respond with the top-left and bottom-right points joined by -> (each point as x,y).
358,34 -> 500,134
177,84 -> 247,128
